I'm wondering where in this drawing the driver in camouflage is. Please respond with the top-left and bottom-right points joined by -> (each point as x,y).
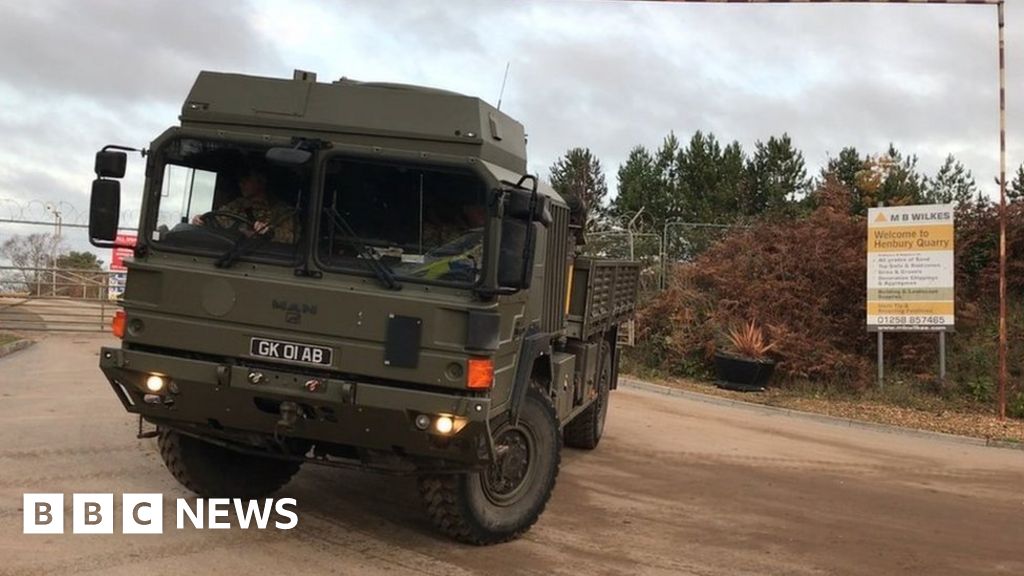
192,169 -> 298,243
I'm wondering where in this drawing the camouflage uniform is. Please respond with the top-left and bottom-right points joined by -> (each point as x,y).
421,221 -> 460,251
214,196 -> 298,243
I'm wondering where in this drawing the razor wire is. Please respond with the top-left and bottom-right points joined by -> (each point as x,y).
0,198 -> 139,231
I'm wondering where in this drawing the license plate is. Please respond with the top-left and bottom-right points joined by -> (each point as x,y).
250,337 -> 333,366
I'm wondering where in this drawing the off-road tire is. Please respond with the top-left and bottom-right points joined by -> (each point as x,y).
417,392 -> 561,545
563,339 -> 612,450
157,429 -> 302,499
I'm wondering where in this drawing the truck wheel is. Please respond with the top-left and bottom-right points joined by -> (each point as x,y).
418,392 -> 560,545
563,340 -> 611,450
157,429 -> 302,499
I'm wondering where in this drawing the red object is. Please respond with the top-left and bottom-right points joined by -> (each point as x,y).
110,234 -> 137,271
111,310 -> 125,339
466,358 -> 494,390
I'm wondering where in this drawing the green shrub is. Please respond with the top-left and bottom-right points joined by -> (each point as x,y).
1008,391 -> 1024,420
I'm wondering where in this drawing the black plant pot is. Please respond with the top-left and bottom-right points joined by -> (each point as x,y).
714,352 -> 775,392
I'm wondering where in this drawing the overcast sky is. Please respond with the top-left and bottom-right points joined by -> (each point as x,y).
1,0 -> 1021,258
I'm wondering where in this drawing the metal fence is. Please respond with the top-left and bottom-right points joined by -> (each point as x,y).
0,266 -> 120,332
586,231 -> 663,292
587,221 -> 743,292
660,221 -> 741,288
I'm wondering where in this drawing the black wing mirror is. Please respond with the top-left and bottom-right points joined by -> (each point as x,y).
95,150 -> 127,178
495,178 -> 548,292
505,188 -> 552,226
89,179 -> 121,245
497,218 -> 537,290
89,145 -> 140,248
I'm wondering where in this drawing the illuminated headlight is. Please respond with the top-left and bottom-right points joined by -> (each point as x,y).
434,416 -> 455,435
145,375 -> 166,393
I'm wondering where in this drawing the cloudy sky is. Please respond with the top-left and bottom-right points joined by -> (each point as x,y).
1,0 -> 1021,257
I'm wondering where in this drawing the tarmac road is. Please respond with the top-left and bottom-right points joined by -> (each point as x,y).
1,333 -> 1022,576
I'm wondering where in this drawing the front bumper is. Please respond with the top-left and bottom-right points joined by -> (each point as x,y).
99,346 -> 492,468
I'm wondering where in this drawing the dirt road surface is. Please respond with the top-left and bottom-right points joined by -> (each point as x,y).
1,334 -> 1022,575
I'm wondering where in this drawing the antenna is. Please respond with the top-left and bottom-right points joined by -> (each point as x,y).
497,62 -> 511,111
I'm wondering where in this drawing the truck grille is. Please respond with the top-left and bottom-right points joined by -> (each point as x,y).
541,204 -> 570,334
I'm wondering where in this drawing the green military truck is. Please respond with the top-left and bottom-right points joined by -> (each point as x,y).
89,70 -> 640,544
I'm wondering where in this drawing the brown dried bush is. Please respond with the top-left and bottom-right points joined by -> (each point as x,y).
634,178 -> 1024,397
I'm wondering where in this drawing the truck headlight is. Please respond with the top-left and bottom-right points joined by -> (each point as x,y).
145,375 -> 166,393
434,415 -> 454,435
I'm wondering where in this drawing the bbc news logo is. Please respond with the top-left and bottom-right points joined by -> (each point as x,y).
23,493 -> 298,534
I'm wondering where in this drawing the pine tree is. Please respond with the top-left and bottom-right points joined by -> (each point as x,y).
923,154 -> 978,208
744,133 -> 809,216
548,147 -> 608,231
654,132 -> 683,223
716,141 -> 748,218
612,134 -> 688,233
825,147 -> 863,194
612,145 -> 661,227
677,130 -> 723,222
1009,163 -> 1024,203
855,144 -> 924,211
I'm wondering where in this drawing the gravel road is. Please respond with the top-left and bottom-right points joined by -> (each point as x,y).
1,334 -> 1021,575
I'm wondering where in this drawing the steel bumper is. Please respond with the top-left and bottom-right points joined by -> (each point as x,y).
99,346 -> 492,466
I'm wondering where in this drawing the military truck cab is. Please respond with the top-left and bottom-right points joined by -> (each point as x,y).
90,70 -> 639,544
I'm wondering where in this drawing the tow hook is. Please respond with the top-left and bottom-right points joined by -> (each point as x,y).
277,401 -> 300,431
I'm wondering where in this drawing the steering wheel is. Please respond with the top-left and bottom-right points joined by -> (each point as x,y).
199,210 -> 253,233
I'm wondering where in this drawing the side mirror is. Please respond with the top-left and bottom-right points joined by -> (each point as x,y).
89,179 -> 121,246
505,189 -> 552,226
95,150 -> 127,178
497,218 -> 537,290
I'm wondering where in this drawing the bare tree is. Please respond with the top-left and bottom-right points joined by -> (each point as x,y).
0,233 -> 65,295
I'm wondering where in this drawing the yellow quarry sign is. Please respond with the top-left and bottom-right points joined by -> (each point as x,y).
866,204 -> 954,332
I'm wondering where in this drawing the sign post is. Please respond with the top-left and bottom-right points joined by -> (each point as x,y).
867,204 -> 955,387
110,234 -> 137,272
108,233 -> 137,300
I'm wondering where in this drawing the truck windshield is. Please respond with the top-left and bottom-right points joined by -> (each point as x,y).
318,157 -> 489,286
149,138 -> 309,262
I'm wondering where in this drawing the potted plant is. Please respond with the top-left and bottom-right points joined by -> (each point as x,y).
714,320 -> 776,392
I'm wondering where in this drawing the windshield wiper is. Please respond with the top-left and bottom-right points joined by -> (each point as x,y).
325,207 -> 401,290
